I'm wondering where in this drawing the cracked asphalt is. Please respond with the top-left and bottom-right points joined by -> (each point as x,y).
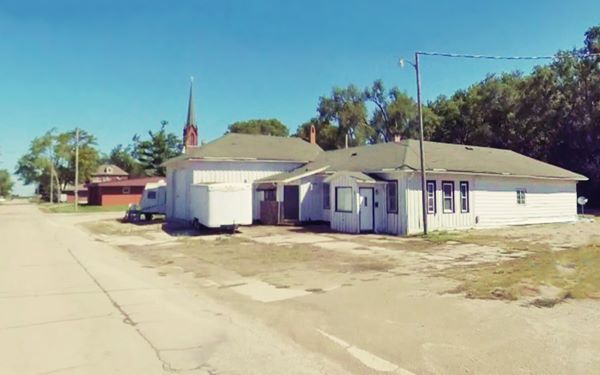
0,203 -> 347,375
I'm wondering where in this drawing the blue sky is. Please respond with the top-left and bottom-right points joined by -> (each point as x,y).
1,0 -> 599,195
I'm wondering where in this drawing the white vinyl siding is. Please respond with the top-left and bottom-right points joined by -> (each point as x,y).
329,175 -> 360,233
405,173 -> 476,235
474,177 -> 577,227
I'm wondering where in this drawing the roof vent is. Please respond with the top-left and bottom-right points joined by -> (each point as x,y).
465,146 -> 474,151
351,152 -> 358,156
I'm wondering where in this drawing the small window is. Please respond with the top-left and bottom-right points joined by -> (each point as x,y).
387,181 -> 398,213
426,180 -> 436,214
147,191 -> 157,200
122,186 -> 130,194
442,181 -> 454,213
516,189 -> 526,205
460,181 -> 469,213
323,183 -> 330,209
335,187 -> 353,213
263,189 -> 276,202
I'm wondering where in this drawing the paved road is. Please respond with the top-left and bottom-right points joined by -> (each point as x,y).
0,203 -> 346,375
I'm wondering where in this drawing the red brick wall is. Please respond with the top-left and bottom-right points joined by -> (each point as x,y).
88,186 -> 145,206
65,191 -> 88,203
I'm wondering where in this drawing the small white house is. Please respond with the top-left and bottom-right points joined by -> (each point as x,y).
165,133 -> 586,235
254,139 -> 587,235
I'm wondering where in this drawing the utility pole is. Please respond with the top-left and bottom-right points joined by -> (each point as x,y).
414,53 -> 428,235
49,161 -> 54,204
74,128 -> 79,212
399,53 -> 428,235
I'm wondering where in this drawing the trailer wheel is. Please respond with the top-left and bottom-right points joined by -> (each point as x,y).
144,213 -> 153,221
192,218 -> 200,231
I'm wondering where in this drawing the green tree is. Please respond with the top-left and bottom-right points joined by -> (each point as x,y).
227,119 -> 289,136
15,129 -> 99,200
364,79 -> 439,142
426,25 -> 600,205
317,84 -> 373,148
0,169 -> 13,198
133,121 -> 182,176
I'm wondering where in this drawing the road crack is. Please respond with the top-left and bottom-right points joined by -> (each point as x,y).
66,247 -> 217,373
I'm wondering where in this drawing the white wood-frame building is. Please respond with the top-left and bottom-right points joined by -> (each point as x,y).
164,133 -> 586,236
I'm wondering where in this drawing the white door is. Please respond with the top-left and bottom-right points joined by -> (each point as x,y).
174,170 -> 187,219
359,188 -> 374,232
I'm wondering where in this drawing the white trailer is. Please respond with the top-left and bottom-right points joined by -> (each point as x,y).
190,182 -> 253,229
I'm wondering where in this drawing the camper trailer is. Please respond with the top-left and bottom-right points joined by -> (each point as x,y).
132,180 -> 167,221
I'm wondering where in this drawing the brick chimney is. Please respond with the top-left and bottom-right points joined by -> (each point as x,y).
309,125 -> 317,144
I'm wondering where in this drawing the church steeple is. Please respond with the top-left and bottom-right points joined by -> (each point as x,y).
183,77 -> 198,150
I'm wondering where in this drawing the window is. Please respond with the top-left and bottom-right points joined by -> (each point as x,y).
442,181 -> 454,213
263,189 -> 276,202
323,183 -> 330,209
516,189 -> 526,205
387,181 -> 398,213
426,180 -> 436,214
147,191 -> 157,200
335,187 -> 353,213
460,181 -> 469,213
122,186 -> 130,194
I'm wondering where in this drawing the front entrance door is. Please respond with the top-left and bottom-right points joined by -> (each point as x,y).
283,185 -> 300,221
359,187 -> 374,232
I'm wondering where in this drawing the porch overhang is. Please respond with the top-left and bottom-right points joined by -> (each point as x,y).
323,171 -> 378,184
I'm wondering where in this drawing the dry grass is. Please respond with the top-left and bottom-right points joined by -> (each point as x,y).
125,235 -> 397,278
183,238 -> 396,276
442,244 -> 600,302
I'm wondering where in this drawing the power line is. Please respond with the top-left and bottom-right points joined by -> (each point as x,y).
415,51 -> 600,61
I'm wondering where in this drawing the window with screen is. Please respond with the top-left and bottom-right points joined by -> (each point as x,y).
516,189 -> 526,205
426,180 -> 436,214
387,181 -> 398,213
459,181 -> 469,213
335,187 -> 353,213
442,181 -> 454,213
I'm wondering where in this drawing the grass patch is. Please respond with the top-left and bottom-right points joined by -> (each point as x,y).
442,244 -> 600,302
424,231 -> 462,244
123,236 -> 397,278
39,203 -> 129,214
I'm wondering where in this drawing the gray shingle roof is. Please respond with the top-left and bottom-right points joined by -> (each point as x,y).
164,133 -> 323,165
258,139 -> 587,182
